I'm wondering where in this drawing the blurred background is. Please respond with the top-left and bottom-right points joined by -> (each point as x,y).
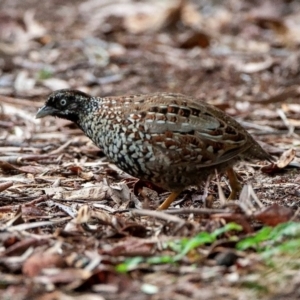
1,0 -> 300,104
1,0 -> 300,149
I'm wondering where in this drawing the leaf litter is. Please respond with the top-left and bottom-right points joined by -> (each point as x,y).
1,0 -> 300,299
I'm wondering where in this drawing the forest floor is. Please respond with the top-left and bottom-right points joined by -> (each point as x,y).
0,0 -> 300,299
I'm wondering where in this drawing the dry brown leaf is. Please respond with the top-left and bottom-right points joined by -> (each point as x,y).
0,160 -> 21,173
211,214 -> 253,233
120,223 -> 147,238
68,165 -> 83,174
0,160 -> 44,174
21,205 -> 44,217
261,148 -> 296,174
91,209 -> 112,226
105,237 -> 155,257
53,182 -> 110,201
179,30 -> 210,49
254,203 -> 294,226
4,238 -> 48,257
261,163 -> 280,174
18,165 -> 45,174
133,179 -> 166,196
109,181 -> 134,205
35,269 -> 91,285
23,252 -> 65,277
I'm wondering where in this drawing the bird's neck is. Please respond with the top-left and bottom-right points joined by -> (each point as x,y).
76,98 -> 106,140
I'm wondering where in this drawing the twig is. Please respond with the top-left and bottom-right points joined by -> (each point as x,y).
131,208 -> 187,234
5,217 -> 71,232
162,207 -> 230,215
215,169 -> 226,206
0,154 -> 56,164
277,108 -> 295,136
131,209 -> 185,224
290,207 -> 300,222
49,140 -> 72,155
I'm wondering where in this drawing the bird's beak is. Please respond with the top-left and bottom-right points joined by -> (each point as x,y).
36,106 -> 59,119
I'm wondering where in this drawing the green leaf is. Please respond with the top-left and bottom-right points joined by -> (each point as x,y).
211,222 -> 243,239
37,68 -> 53,80
116,223 -> 245,271
147,255 -> 175,264
115,256 -> 144,273
237,227 -> 273,251
237,222 -> 300,253
174,223 -> 242,261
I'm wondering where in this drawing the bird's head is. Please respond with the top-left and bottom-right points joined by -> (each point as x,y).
36,89 -> 92,122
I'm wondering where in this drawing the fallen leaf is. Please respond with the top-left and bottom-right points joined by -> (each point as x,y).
179,30 -> 210,49
23,252 -> 65,277
120,223 -> 147,238
91,209 -> 113,226
18,165 -> 45,174
0,181 -> 13,192
235,57 -> 273,73
254,204 -> 294,226
211,214 -> 253,233
133,180 -> 166,196
277,148 -> 296,168
0,160 -> 21,173
68,165 -> 83,174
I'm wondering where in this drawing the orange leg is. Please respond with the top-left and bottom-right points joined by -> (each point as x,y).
157,191 -> 181,210
226,167 -> 242,200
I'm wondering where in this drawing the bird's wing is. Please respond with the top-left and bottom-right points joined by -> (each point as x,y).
122,93 -> 250,167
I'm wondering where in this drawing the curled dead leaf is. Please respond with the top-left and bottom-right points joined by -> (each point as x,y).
277,148 -> 296,168
261,148 -> 296,174
91,209 -> 112,226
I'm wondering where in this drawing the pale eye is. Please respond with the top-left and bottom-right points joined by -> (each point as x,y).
60,99 -> 67,106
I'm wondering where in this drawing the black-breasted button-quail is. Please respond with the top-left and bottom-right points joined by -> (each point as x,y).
36,90 -> 273,210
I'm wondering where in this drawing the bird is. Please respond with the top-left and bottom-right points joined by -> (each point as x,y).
36,90 -> 273,210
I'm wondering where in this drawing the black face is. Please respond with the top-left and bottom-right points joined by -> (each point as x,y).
36,89 -> 91,122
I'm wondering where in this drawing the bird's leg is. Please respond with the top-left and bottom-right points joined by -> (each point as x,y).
157,191 -> 181,210
226,167 -> 242,200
